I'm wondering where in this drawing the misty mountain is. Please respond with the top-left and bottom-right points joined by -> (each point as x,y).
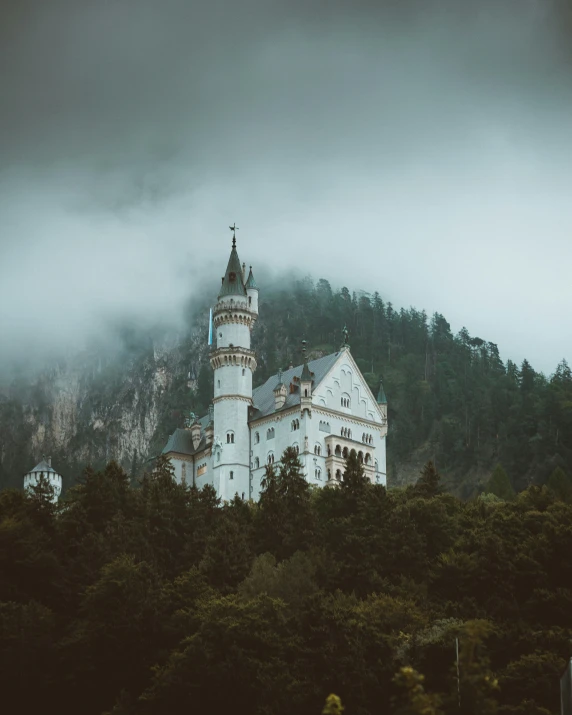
1,273 -> 571,496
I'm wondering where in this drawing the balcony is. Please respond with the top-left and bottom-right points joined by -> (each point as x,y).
324,434 -> 375,485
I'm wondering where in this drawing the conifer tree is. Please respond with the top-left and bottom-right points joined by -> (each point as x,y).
546,466 -> 572,503
415,460 -> 441,498
486,464 -> 515,501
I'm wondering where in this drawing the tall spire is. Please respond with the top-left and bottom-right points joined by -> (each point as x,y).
218,234 -> 247,299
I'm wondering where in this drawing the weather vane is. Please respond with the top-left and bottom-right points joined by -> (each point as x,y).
229,223 -> 239,247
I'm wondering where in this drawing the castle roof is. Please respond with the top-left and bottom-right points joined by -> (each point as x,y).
26,459 -> 59,476
245,266 -> 258,290
163,414 -> 210,457
249,352 -> 340,420
377,381 -> 387,405
218,239 -> 247,299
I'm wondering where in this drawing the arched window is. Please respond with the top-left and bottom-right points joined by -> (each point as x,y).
304,388 -> 308,397
365,453 -> 371,465
242,368 -> 245,376
341,393 -> 350,409
342,447 -> 348,459
229,471 -> 234,480
327,469 -> 331,481
267,452 -> 275,464
255,432 -> 260,444
242,492 -> 245,499
335,444 -> 341,456
314,444 -> 321,456
335,469 -> 342,481
294,444 -> 299,455
254,457 -> 260,468
315,468 -> 322,480
226,432 -> 235,444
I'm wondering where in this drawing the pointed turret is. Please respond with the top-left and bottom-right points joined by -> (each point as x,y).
377,380 -> 387,405
245,265 -> 259,315
300,340 -> 313,414
273,368 -> 287,410
218,237 -> 247,299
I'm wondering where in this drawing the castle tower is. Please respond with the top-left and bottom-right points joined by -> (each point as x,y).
209,232 -> 258,501
24,456 -> 62,503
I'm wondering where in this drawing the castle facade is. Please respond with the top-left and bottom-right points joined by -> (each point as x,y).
163,235 -> 388,501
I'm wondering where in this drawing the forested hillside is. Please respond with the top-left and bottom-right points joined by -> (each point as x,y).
1,274 -> 571,496
2,451 -> 571,714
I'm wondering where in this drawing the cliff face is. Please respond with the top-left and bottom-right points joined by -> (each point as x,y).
0,321 -> 211,492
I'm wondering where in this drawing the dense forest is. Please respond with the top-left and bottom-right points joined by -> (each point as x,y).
2,449 -> 572,714
204,276 -> 572,495
1,275 -> 571,496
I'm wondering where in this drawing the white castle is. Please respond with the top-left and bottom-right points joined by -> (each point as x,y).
162,233 -> 388,501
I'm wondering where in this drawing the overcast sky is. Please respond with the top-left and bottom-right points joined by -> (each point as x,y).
1,0 -> 571,374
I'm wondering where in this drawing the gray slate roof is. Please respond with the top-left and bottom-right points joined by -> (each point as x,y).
218,242 -> 247,299
27,460 -> 58,475
250,352 -> 340,420
163,414 -> 210,456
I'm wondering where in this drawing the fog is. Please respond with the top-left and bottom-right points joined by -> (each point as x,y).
1,0 -> 571,375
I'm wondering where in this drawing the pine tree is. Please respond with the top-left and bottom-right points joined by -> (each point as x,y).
486,464 -> 515,501
415,461 -> 441,498
546,466 -> 572,503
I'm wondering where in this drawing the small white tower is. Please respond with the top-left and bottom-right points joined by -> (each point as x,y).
209,230 -> 258,501
24,456 -> 62,503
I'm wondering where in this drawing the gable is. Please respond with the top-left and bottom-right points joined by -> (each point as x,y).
312,351 -> 384,423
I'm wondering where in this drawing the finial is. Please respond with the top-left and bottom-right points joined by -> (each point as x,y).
340,326 -> 350,349
301,339 -> 307,359
229,223 -> 239,247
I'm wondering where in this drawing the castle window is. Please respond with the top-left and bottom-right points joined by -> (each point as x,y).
267,427 -> 275,440
342,447 -> 348,459
242,368 -> 245,376
254,432 -> 260,444
319,421 -> 331,433
341,394 -> 350,408
304,388 -> 308,397
293,444 -> 299,455
197,463 -> 207,477
248,296 -> 252,306
314,444 -> 321,456
335,444 -> 341,456
242,492 -> 245,499
315,468 -> 321,480
227,432 -> 235,444
327,469 -> 331,481
365,453 -> 371,465
267,453 -> 275,464
291,419 -> 300,431
230,471 -> 234,480
335,469 -> 342,481
254,457 -> 260,468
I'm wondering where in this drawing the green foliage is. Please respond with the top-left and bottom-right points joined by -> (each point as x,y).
546,466 -> 572,503
486,465 -> 516,502
1,448 -> 572,715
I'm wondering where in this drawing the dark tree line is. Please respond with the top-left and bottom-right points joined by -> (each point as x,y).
1,451 -> 571,714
